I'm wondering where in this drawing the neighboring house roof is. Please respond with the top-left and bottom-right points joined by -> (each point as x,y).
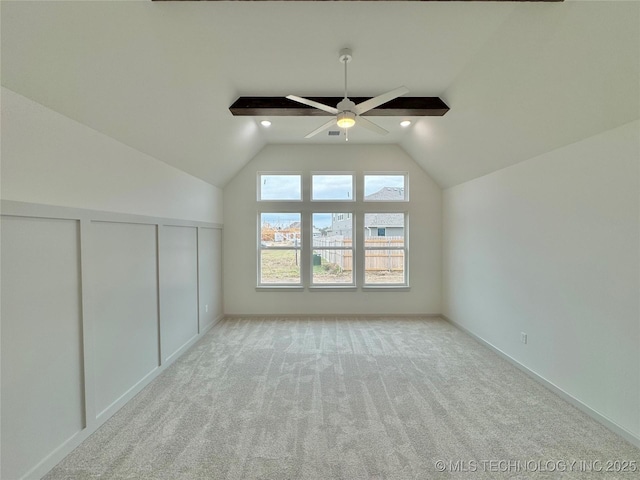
364,187 -> 404,201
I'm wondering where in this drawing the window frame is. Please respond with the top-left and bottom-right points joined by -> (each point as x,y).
363,172 -> 409,202
363,212 -> 409,287
256,171 -> 410,290
311,172 -> 355,202
257,172 -> 303,202
257,212 -> 303,287
311,212 -> 356,287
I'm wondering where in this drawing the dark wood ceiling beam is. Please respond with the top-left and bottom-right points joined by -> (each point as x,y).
230,96 -> 449,117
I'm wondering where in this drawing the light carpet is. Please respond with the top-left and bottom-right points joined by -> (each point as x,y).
44,316 -> 639,479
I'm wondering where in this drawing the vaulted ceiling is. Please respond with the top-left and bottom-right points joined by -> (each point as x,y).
2,1 -> 638,188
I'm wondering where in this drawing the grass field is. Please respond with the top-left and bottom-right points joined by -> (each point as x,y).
260,250 -> 301,283
312,263 -> 353,284
261,249 -> 404,284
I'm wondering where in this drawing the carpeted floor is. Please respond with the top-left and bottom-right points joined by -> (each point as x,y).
44,317 -> 639,479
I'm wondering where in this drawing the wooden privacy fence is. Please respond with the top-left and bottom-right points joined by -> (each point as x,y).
364,237 -> 405,271
314,236 -> 404,271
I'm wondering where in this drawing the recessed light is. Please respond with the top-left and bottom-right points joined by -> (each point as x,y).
400,120 -> 411,128
260,120 -> 272,127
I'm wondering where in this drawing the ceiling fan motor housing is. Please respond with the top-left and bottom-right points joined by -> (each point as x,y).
337,98 -> 356,112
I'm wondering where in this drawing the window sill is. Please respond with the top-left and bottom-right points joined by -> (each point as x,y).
362,285 -> 411,292
256,285 -> 304,292
255,285 -> 410,292
308,285 -> 358,292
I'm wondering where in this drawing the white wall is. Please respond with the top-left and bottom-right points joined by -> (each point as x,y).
1,87 -> 222,224
443,120 -> 640,443
223,144 -> 441,315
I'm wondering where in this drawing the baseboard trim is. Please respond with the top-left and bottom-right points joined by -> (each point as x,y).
96,366 -> 161,420
164,317 -> 220,364
200,313 -> 224,332
164,333 -> 200,364
441,314 -> 640,449
205,314 -> 223,330
19,429 -> 89,480
222,313 -> 442,319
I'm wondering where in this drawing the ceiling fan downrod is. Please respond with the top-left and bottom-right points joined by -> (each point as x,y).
339,48 -> 352,100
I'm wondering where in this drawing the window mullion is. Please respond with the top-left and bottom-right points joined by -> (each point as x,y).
301,211 -> 311,287
354,211 -> 364,287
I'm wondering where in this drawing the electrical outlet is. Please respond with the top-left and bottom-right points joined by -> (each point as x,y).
205,304 -> 208,313
521,332 -> 527,344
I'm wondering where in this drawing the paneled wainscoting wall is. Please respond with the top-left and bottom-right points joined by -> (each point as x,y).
1,201 -> 223,480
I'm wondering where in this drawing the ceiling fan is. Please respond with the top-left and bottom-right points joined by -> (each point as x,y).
286,48 -> 409,139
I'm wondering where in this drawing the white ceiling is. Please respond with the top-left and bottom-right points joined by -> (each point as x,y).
2,1 -> 638,188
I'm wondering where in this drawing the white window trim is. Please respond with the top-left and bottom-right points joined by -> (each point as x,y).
310,171 -> 356,202
257,172 -> 303,202
257,212 -> 303,287
311,213 -> 355,287
363,171 -> 409,202
361,212 -> 409,288
256,172 -> 410,290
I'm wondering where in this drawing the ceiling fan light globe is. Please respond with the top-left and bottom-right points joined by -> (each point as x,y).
337,111 -> 356,129
337,118 -> 356,129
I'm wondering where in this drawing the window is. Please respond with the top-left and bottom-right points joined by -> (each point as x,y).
259,174 -> 301,201
257,172 -> 409,289
364,213 -> 406,285
259,213 -> 301,285
364,174 -> 407,201
312,213 -> 354,285
312,174 -> 354,201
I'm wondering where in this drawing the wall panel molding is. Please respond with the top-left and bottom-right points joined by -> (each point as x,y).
1,200 -> 223,229
159,226 -> 199,362
91,221 -> 160,417
0,201 -> 223,480
198,227 -> 224,330
1,216 -> 84,480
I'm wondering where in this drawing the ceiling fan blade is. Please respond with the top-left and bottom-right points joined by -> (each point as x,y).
287,95 -> 339,115
357,117 -> 389,135
305,119 -> 337,138
353,86 -> 410,115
